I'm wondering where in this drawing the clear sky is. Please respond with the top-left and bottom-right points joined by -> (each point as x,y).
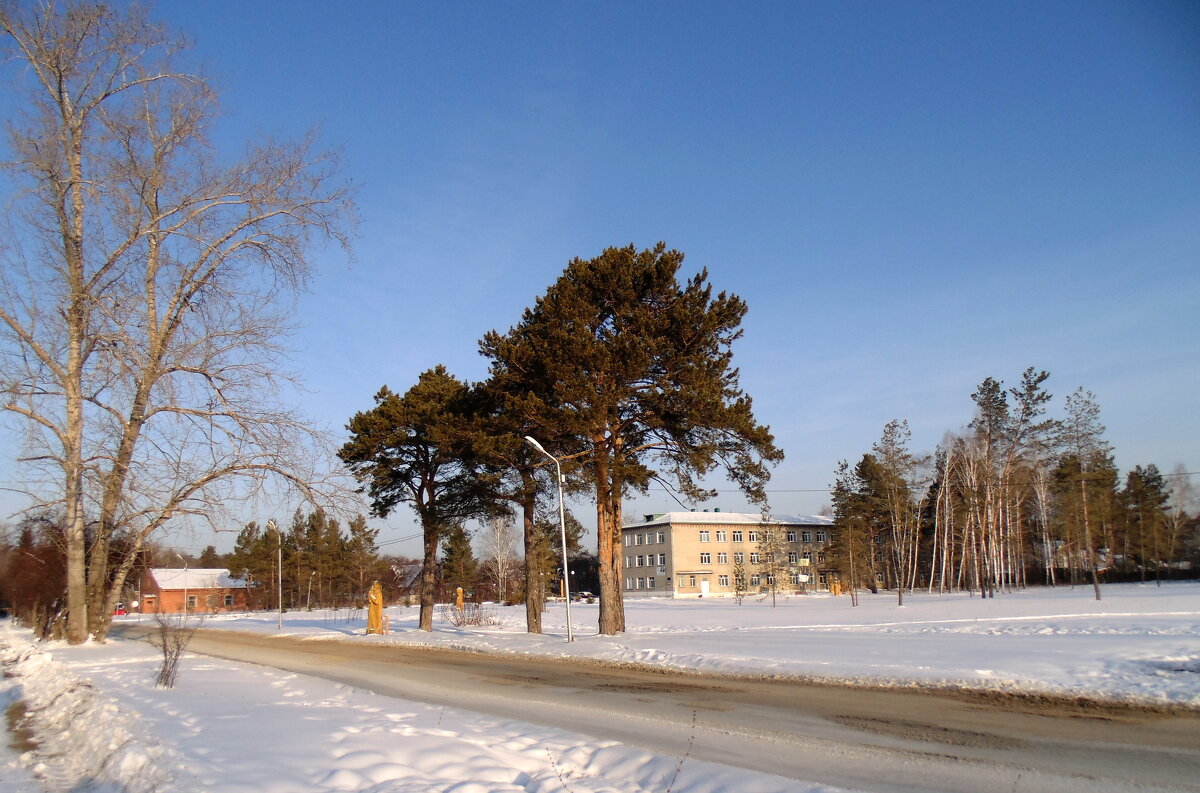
3,1 -> 1198,555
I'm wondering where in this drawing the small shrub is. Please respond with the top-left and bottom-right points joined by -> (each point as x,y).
148,612 -> 204,688
438,602 -> 503,627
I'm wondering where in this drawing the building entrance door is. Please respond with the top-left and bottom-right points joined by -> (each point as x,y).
699,579 -> 710,597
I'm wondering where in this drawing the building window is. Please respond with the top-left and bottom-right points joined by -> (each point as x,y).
699,530 -> 711,542
636,555 -> 645,567
733,552 -> 744,564
715,530 -> 727,542
750,574 -> 761,587
732,531 -> 744,542
635,533 -> 643,545
636,577 -> 644,589
626,578 -> 633,590
647,577 -> 656,589
802,530 -> 812,543
748,530 -> 758,542
787,530 -> 797,542
186,595 -> 197,609
658,553 -> 667,566
625,535 -> 632,546
657,531 -> 665,543
700,552 -> 712,564
223,594 -> 234,607
689,575 -> 697,587
817,551 -> 827,563
816,531 -> 827,542
788,552 -> 798,564
717,552 -> 728,564
718,575 -> 730,587
626,556 -> 633,568
790,572 -> 800,585
749,552 -> 760,564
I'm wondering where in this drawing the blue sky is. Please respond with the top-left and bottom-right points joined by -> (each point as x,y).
4,1 -> 1199,554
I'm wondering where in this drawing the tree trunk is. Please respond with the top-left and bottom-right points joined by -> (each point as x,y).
521,489 -> 541,634
1081,479 -> 1102,601
594,443 -> 623,635
419,519 -> 439,631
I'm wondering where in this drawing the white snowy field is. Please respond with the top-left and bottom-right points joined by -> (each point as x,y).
2,581 -> 1197,793
0,623 -> 836,793
178,580 -> 1200,705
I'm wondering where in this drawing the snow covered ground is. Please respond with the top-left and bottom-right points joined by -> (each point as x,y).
184,580 -> 1200,705
2,581 -> 1198,792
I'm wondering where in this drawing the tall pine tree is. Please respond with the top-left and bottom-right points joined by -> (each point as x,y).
481,243 -> 782,635
340,367 -> 490,630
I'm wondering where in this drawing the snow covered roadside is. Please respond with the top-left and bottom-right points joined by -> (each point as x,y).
177,581 -> 1200,707
0,624 -> 176,792
2,623 -> 844,793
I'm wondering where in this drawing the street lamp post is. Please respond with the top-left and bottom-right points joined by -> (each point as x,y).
267,519 -> 282,630
307,570 -> 316,611
524,436 -> 574,642
176,553 -> 188,618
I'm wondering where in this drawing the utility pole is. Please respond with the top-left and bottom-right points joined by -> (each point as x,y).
268,519 -> 282,629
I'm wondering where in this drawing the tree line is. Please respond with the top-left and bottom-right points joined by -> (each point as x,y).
830,368 -> 1198,603
0,505 -> 597,632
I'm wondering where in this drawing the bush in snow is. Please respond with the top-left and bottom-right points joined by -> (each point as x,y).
148,611 -> 205,688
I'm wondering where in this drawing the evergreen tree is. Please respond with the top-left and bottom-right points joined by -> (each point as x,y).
1121,464 -> 1170,585
480,243 -> 782,635
340,367 -> 490,630
197,546 -> 224,567
524,509 -> 585,606
346,515 -> 383,601
440,525 -> 479,597
447,382 -> 562,633
829,454 -> 891,594
227,521 -> 275,611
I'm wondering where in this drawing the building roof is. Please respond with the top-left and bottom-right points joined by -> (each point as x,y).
622,511 -> 835,529
148,568 -> 248,590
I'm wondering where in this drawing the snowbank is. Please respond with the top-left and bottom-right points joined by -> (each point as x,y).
0,624 -> 178,793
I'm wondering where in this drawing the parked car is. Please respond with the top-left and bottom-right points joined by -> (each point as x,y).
572,591 -> 595,603
113,603 -> 127,616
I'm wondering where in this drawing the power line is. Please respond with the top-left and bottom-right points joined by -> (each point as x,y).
698,471 -> 1200,495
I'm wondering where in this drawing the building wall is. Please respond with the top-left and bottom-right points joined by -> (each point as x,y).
621,516 -> 836,598
138,573 -> 249,614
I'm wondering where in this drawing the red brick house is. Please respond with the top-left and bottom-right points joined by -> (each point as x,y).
139,568 -> 249,614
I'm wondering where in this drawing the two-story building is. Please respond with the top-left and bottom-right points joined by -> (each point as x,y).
620,511 -> 837,598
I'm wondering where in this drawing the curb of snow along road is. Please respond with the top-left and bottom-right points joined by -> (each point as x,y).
0,625 -> 177,793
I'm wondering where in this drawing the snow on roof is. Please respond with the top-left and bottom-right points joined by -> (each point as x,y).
148,568 -> 247,590
623,511 -> 834,529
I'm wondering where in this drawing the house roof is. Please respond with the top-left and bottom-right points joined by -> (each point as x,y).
391,562 -> 422,589
622,511 -> 835,529
148,568 -> 247,590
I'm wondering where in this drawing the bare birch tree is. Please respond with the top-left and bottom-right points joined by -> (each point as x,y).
0,2 -> 354,642
482,517 -> 519,603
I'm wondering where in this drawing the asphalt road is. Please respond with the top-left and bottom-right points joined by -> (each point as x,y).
113,626 -> 1200,793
